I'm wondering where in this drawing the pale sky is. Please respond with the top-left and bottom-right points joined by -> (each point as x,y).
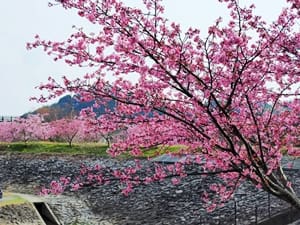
0,0 -> 288,116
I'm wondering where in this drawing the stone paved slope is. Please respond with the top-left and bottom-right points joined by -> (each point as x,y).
0,153 -> 299,225
0,203 -> 45,225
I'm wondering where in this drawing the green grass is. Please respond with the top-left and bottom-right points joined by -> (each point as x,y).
0,192 -> 27,207
0,141 -> 109,156
140,145 -> 185,158
0,141 -> 185,158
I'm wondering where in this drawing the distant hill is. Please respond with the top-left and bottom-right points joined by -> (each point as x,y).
30,95 -> 116,122
25,96 -> 282,123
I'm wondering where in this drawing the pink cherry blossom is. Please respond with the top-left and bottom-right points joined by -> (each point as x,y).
29,0 -> 300,211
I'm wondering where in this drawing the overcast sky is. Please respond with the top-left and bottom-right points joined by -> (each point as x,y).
0,0 -> 288,116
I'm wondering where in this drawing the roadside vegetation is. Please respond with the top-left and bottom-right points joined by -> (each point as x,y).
0,192 -> 27,207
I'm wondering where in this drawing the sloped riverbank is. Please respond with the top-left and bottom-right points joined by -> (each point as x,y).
0,153 -> 299,225
0,202 -> 45,225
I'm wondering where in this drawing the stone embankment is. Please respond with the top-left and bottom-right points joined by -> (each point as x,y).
0,203 -> 45,225
0,152 -> 299,225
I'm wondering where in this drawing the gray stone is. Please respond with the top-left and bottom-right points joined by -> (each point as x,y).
0,153 -> 299,225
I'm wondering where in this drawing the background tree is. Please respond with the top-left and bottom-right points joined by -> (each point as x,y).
49,118 -> 83,147
80,107 -> 126,147
0,121 -> 19,142
0,115 -> 44,144
35,121 -> 52,141
29,0 -> 300,209
14,115 -> 43,144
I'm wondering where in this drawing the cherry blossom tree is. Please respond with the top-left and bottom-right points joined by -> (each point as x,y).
35,121 -> 52,141
0,121 -> 19,142
29,0 -> 300,210
0,115 -> 44,143
79,107 -> 126,146
49,118 -> 84,147
14,115 -> 44,144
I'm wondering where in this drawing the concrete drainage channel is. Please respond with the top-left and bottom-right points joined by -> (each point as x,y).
32,202 -> 61,225
258,206 -> 300,225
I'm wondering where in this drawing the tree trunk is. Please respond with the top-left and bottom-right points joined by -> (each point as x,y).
278,189 -> 300,211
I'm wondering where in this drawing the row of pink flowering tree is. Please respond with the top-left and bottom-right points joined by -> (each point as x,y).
0,114 -> 114,147
28,0 -> 300,210
0,115 -> 44,143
